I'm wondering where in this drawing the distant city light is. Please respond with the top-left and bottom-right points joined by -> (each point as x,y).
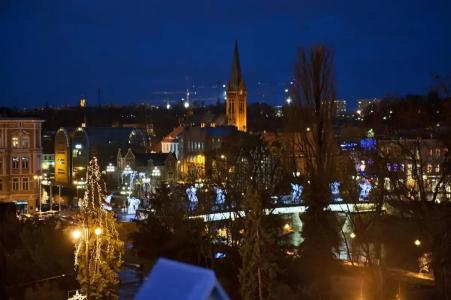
166,103 -> 171,110
286,97 -> 292,104
350,232 -> 356,239
414,239 -> 421,246
184,101 -> 190,109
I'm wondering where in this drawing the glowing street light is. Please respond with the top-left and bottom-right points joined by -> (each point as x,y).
350,232 -> 356,239
184,101 -> 190,109
414,239 -> 421,247
72,229 -> 82,240
94,227 -> 103,236
286,97 -> 292,105
283,223 -> 293,234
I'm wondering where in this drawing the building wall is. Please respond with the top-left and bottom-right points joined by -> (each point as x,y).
0,119 -> 43,213
54,128 -> 71,185
161,141 -> 179,160
226,89 -> 247,132
179,127 -> 206,179
71,128 -> 90,184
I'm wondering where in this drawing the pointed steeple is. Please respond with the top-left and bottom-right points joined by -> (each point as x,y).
228,40 -> 245,90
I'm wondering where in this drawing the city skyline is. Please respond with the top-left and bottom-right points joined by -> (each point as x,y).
1,0 -> 451,108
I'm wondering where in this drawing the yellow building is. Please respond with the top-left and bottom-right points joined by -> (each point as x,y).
226,41 -> 247,132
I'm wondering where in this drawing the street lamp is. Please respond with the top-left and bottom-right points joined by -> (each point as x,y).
72,228 -> 82,240
33,175 -> 43,212
414,239 -> 421,247
94,227 -> 102,236
350,232 -> 356,239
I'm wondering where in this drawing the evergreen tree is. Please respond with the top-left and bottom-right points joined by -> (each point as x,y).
73,157 -> 124,299
239,188 -> 278,300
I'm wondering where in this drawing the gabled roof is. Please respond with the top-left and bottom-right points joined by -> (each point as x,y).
134,258 -> 229,300
162,126 -> 184,143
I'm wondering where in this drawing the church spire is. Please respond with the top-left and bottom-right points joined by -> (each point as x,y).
226,41 -> 247,132
228,40 -> 245,90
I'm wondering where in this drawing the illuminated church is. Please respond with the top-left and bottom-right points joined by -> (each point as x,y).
226,41 -> 247,132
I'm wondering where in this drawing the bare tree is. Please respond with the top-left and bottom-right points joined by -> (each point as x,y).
378,137 -> 451,299
286,45 -> 341,297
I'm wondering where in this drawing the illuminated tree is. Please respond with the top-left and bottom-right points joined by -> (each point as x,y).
73,157 -> 124,299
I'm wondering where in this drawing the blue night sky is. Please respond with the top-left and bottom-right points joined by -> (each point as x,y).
1,0 -> 450,108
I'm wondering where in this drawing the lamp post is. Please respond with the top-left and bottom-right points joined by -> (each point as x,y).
33,175 -> 43,212
58,185 -> 62,213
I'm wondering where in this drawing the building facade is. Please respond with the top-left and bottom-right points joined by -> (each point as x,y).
226,42 -> 247,132
0,118 -> 44,213
117,148 -> 177,194
54,126 -> 148,188
161,126 -> 184,160
334,99 -> 347,117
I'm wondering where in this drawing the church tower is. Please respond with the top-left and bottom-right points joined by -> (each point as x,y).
226,41 -> 247,132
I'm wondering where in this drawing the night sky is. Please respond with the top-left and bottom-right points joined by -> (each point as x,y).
1,0 -> 450,108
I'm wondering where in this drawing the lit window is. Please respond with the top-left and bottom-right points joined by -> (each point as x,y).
427,164 -> 433,173
21,157 -> 29,169
12,178 -> 19,191
12,136 -> 19,148
152,167 -> 161,177
435,164 -> 440,173
436,148 -> 441,156
12,157 -> 19,169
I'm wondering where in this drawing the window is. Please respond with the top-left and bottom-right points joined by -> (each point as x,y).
435,164 -> 440,173
12,136 -> 19,148
22,177 -> 29,191
0,179 -> 2,191
436,148 -> 441,156
21,157 -> 29,169
12,157 -> 19,169
21,136 -> 30,148
427,164 -> 433,173
0,158 -> 3,175
12,178 -> 19,191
